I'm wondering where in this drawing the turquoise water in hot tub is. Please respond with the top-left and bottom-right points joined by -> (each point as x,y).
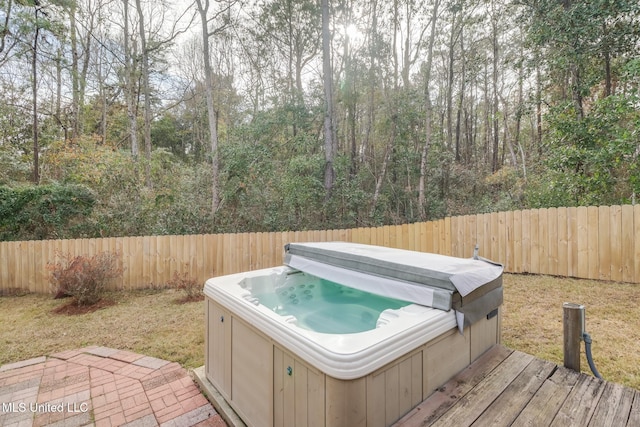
252,274 -> 410,334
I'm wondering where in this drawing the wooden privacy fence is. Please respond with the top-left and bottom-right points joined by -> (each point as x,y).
1,205 -> 640,294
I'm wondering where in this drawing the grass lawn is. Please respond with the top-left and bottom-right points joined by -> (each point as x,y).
1,274 -> 639,390
501,274 -> 640,390
0,289 -> 206,370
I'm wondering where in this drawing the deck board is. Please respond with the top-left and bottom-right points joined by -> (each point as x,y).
393,346 -> 512,427
627,391 -> 640,426
471,357 -> 556,427
512,367 -> 580,426
588,382 -> 636,427
430,351 -> 534,427
549,374 -> 605,427
393,346 -> 640,427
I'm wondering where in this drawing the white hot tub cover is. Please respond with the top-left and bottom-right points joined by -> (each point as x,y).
284,242 -> 503,330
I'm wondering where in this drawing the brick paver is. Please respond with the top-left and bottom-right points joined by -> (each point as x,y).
0,348 -> 225,427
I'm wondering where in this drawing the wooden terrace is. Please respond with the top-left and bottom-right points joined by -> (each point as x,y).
393,345 -> 640,427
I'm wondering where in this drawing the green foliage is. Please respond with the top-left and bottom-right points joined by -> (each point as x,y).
622,58 -> 640,93
0,146 -> 31,185
529,96 -> 640,207
48,252 -> 122,306
1,0 -> 639,242
522,0 -> 640,106
0,183 -> 95,240
151,113 -> 192,159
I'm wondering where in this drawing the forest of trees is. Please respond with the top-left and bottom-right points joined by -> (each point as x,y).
0,0 -> 639,240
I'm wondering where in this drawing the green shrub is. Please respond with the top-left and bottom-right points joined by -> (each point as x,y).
0,183 -> 96,240
48,253 -> 122,306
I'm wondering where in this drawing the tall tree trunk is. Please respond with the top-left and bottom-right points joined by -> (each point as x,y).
570,63 -> 583,119
392,0 -> 399,89
285,0 -> 297,137
535,55 -> 542,156
371,0 -> 399,214
344,29 -> 357,178
514,46 -> 525,179
135,0 -> 152,188
483,61 -> 490,168
77,4 -> 95,138
98,58 -> 107,144
362,0 -> 378,166
70,3 -> 80,139
123,0 -> 139,158
321,0 -> 336,200
445,9 -> 456,152
418,0 -> 440,221
491,12 -> 500,172
455,27 -> 465,163
371,132 -> 394,216
31,10 -> 40,185
371,0 -> 403,215
0,0 -> 13,57
196,0 -> 221,214
55,48 -> 62,131
401,2 -> 411,88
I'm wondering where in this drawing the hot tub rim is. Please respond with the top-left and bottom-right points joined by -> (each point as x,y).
205,268 -> 457,379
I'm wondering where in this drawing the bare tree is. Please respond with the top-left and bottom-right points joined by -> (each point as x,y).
31,5 -> 42,184
361,0 -> 378,167
195,0 -> 235,214
490,0 -> 500,173
418,0 -> 440,220
0,0 -> 19,66
321,0 -> 336,200
134,0 -> 153,186
370,0 -> 401,215
122,0 -> 139,158
136,0 -> 195,186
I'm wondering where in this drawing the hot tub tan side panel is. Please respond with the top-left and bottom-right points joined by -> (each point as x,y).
325,349 -> 423,427
205,299 -> 501,427
205,300 -> 231,397
324,312 -> 499,427
274,347 -> 326,427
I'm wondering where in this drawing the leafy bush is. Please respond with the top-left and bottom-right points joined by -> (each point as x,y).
532,96 -> 640,207
48,253 -> 122,306
0,183 -> 96,240
167,271 -> 203,301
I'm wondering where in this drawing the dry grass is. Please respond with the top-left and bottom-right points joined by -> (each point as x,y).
0,289 -> 205,369
501,274 -> 640,390
1,274 -> 638,390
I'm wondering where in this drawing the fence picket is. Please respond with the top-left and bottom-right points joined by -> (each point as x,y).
610,205 -> 622,282
488,213 -> 502,264
503,211 -> 512,271
621,206 -> 634,283
512,210 -> 522,273
548,208 -> 558,276
588,206 -> 599,279
598,206 -> 611,281
530,209 -> 540,274
3,205 -> 640,294
576,207 -> 588,278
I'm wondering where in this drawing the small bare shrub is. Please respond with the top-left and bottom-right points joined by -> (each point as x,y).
167,271 -> 203,301
48,253 -> 122,306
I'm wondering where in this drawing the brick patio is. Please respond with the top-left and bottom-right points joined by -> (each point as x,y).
0,346 -> 227,427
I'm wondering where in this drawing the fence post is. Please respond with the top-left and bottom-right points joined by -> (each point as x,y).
563,302 -> 584,372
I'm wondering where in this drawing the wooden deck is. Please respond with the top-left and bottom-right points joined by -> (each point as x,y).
393,345 -> 640,427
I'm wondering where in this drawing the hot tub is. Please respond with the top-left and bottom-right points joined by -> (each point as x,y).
204,242 -> 503,427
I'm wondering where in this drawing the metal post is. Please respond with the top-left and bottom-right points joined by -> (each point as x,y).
563,302 -> 584,372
